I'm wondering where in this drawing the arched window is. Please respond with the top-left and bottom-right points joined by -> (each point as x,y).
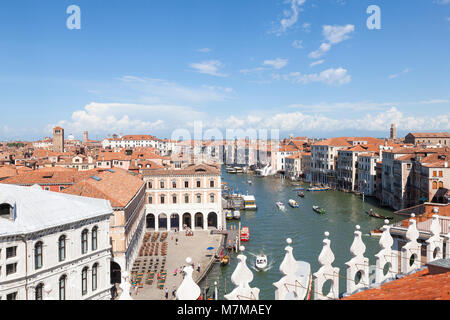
92,226 -> 98,251
438,181 -> 444,189
210,194 -> 215,203
58,235 -> 66,262
81,229 -> 88,254
92,263 -> 98,291
82,267 -> 88,295
59,275 -> 67,300
172,180 -> 177,188
35,241 -> 43,270
160,180 -> 165,189
35,283 -> 44,300
433,181 -> 438,189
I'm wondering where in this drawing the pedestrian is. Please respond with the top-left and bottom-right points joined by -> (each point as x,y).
197,263 -> 201,273
165,288 -> 169,299
176,238 -> 178,245
172,286 -> 176,298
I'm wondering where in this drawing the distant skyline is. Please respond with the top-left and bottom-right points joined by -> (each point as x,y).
0,0 -> 449,140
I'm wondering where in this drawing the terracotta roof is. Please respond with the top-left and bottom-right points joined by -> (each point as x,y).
0,165 -> 18,179
1,168 -> 102,186
61,168 -> 144,208
342,268 -> 450,300
408,132 -> 450,138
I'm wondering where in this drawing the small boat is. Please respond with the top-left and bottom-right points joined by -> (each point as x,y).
312,205 -> 326,215
255,254 -> 268,270
243,195 -> 257,210
370,229 -> 383,237
366,211 -> 393,220
289,199 -> 299,208
247,180 -> 252,185
240,227 -> 250,242
233,210 -> 241,220
220,249 -> 230,266
225,210 -> 233,220
307,187 -> 330,192
226,167 -> 237,174
234,167 -> 243,174
298,192 -> 305,198
276,201 -> 286,211
293,187 -> 305,191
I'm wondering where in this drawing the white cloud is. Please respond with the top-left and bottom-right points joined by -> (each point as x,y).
308,24 -> 355,59
435,0 -> 450,4
282,67 -> 351,86
271,0 -> 307,35
310,60 -> 325,67
302,22 -> 311,33
263,58 -> 288,70
292,40 -> 304,49
49,102 -> 207,136
189,60 -> 228,77
206,107 -> 450,133
197,48 -> 212,53
388,68 -> 411,79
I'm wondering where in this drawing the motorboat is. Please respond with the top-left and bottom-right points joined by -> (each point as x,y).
307,186 -> 330,192
276,202 -> 286,211
248,180 -> 253,185
234,167 -> 244,174
243,195 -> 257,210
298,192 -> 305,198
255,254 -> 268,270
225,210 -> 233,220
233,210 -> 241,220
240,226 -> 250,242
226,167 -> 237,174
289,199 -> 299,208
312,205 -> 326,215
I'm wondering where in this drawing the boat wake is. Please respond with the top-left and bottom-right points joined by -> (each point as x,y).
246,250 -> 275,272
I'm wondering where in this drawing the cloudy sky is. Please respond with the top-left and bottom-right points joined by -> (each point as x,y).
0,0 -> 449,141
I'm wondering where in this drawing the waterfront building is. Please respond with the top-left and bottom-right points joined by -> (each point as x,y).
357,152 -> 380,196
62,168 -> 146,279
0,183 -> 113,300
101,135 -> 161,150
141,164 -> 223,232
405,132 -> 450,146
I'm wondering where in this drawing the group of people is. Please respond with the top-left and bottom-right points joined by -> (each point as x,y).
164,285 -> 177,299
173,262 -> 201,277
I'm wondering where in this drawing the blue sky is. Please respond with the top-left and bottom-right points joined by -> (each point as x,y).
0,0 -> 449,141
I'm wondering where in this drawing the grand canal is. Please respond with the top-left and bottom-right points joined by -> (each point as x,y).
199,168 -> 403,300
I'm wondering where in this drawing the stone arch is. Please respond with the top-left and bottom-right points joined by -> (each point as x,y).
194,212 -> 204,229
146,213 -> 156,229
159,213 -> 168,230
207,212 -> 218,229
170,213 -> 180,230
183,213 -> 192,229
110,261 -> 121,284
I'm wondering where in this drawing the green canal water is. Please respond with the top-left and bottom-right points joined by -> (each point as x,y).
199,168 -> 403,300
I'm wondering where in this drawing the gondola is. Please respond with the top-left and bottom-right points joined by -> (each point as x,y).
365,211 -> 393,220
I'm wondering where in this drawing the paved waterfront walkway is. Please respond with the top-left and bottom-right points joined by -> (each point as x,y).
133,230 -> 223,300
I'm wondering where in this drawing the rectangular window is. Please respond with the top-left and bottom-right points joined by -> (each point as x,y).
185,181 -> 189,188
6,263 -> 17,276
433,171 -> 437,177
185,195 -> 189,203
210,180 -> 214,188
6,292 -> 17,300
148,196 -> 153,204
160,196 -> 165,204
160,181 -> 165,189
439,171 -> 443,177
6,246 -> 17,259
197,181 -> 201,188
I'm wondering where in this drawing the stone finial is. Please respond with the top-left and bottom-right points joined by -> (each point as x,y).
119,271 -> 133,300
375,218 -> 398,284
426,215 -> 443,263
401,214 -> 422,274
274,238 -> 312,300
224,247 -> 259,300
176,257 -> 201,300
313,232 -> 339,300
345,225 -> 369,295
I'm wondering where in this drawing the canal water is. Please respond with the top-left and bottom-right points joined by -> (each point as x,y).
199,168 -> 403,300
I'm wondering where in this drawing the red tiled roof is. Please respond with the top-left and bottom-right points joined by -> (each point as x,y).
342,268 -> 450,300
61,168 -> 144,208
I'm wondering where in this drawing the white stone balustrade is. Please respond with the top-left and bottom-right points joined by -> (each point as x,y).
224,246 -> 260,300
401,214 -> 422,274
313,232 -> 340,300
345,225 -> 369,295
425,215 -> 443,263
273,238 -> 312,300
176,257 -> 201,300
375,219 -> 398,284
